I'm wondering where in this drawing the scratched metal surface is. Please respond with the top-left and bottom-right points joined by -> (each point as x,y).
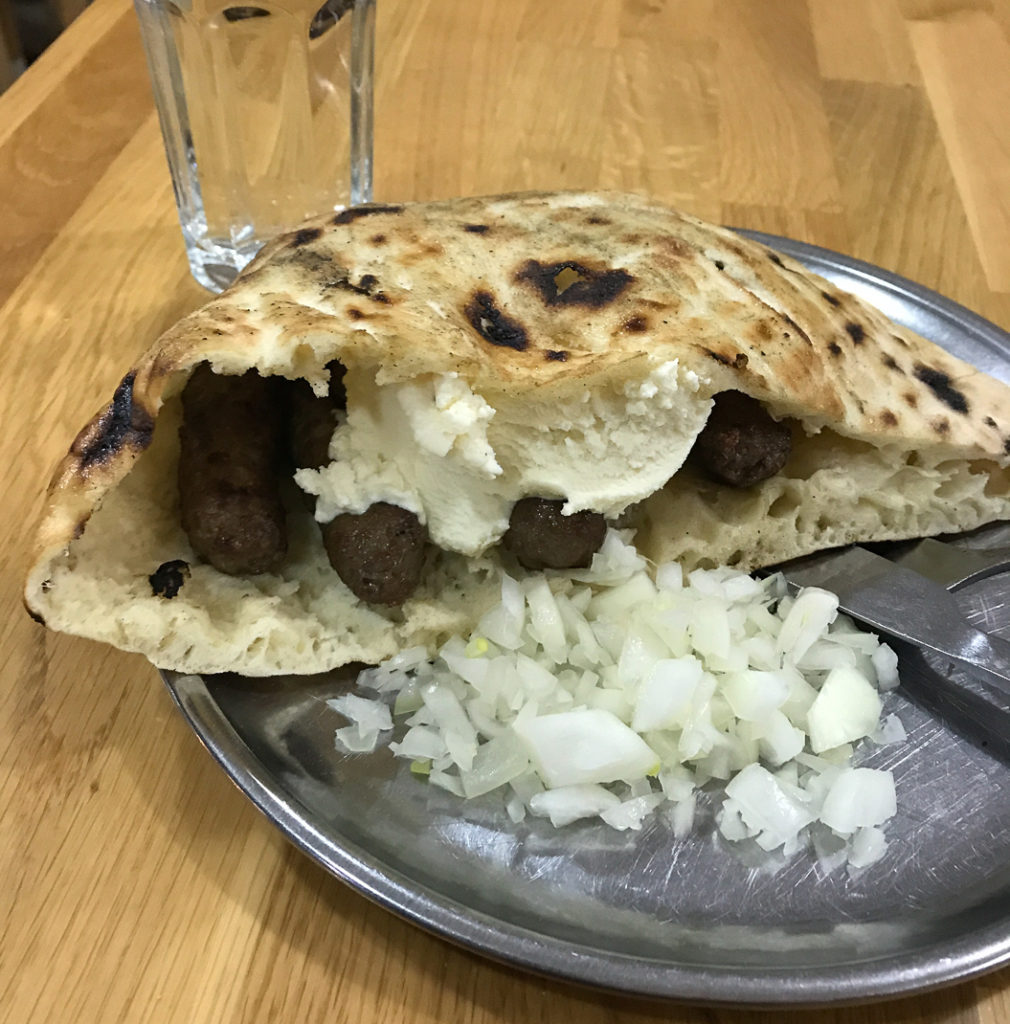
162,235 -> 1010,1006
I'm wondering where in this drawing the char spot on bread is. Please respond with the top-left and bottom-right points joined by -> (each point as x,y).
331,203 -> 404,225
149,560 -> 190,599
290,226 -> 323,247
703,348 -> 749,369
622,315 -> 649,333
828,342 -> 843,357
821,291 -> 841,307
545,350 -> 568,361
781,314 -> 812,346
515,259 -> 633,308
882,353 -> 900,370
845,321 -> 866,344
464,291 -> 529,351
73,371 -> 154,470
463,223 -> 490,234
914,363 -> 970,414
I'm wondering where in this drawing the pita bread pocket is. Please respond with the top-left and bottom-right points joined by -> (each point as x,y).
25,191 -> 1010,676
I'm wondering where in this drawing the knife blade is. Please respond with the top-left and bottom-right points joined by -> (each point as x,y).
776,544 -> 1010,703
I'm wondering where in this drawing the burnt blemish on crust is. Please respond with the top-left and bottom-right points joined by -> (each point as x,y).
845,321 -> 865,344
704,348 -> 748,369
821,291 -> 841,307
586,215 -> 610,225
464,292 -> 528,351
914,363 -> 970,414
781,314 -> 812,346
369,233 -> 387,245
545,350 -> 568,362
331,204 -> 404,225
828,342 -> 843,357
74,372 -> 154,470
1004,438 -> 1010,455
149,560 -> 191,599
932,417 -> 951,435
880,410 -> 899,427
622,315 -> 649,333
903,391 -> 918,408
346,307 -> 366,320
767,251 -> 786,268
463,223 -> 490,234
713,260 -> 725,271
515,259 -> 633,309
26,604 -> 46,625
755,322 -> 773,341
290,226 -> 323,247
308,263 -> 390,304
985,415 -> 998,428
882,353 -> 900,371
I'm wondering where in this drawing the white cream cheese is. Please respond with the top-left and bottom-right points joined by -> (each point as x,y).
295,361 -> 712,556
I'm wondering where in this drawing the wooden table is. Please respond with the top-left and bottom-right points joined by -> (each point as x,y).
4,0 -> 1010,1020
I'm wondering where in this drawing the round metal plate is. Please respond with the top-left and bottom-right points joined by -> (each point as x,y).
162,233 -> 1010,1007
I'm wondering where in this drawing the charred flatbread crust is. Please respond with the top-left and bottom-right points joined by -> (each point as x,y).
25,191 -> 1010,675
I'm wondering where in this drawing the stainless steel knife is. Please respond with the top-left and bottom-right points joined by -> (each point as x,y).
776,544 -> 1010,702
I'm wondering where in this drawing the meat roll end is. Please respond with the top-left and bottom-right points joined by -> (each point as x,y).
322,502 -> 427,605
692,391 -> 791,487
503,497 -> 607,571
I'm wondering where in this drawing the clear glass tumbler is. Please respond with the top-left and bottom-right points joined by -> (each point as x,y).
134,0 -> 375,291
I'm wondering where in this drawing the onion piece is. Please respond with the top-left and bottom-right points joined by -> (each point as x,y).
513,708 -> 659,788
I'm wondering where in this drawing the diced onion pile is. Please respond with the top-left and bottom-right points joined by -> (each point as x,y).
331,532 -> 905,869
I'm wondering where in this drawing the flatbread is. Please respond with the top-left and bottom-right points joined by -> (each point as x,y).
25,191 -> 1010,676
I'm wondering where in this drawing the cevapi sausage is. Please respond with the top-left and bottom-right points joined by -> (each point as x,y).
692,390 -> 791,487
288,361 -> 347,470
178,365 -> 287,575
322,502 -> 428,605
503,497 -> 606,570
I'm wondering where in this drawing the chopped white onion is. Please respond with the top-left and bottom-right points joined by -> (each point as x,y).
819,767 -> 896,834
807,666 -> 882,754
513,708 -> 659,788
342,531 -> 902,868
529,784 -> 622,827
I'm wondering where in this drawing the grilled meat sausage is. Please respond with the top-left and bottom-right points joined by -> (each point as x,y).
178,365 -> 287,575
503,497 -> 607,570
288,381 -> 338,470
692,390 -> 791,487
287,361 -> 347,470
322,502 -> 427,605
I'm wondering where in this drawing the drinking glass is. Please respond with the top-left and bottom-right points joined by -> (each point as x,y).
134,0 -> 375,291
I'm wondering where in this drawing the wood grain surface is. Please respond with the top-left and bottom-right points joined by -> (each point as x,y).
3,0 -> 1010,1021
